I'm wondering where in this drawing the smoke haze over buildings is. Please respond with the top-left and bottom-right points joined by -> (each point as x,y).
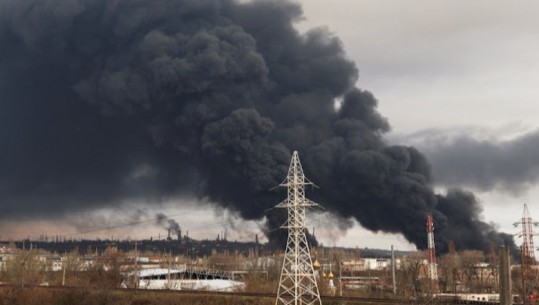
0,0 -> 516,253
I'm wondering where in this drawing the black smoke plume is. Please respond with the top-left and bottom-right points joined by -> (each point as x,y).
0,0 -> 515,253
415,129 -> 539,193
156,213 -> 181,238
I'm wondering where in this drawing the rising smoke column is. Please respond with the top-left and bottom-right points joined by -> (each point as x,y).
0,0 -> 515,253
156,213 -> 181,238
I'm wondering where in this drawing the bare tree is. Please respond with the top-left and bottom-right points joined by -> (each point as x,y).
438,251 -> 460,293
460,250 -> 486,292
399,251 -> 428,297
3,249 -> 43,287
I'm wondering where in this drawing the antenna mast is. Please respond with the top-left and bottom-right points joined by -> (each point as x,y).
275,151 -> 322,305
427,212 -> 439,293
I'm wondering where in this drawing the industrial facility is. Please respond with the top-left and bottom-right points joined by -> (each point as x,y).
0,153 -> 537,304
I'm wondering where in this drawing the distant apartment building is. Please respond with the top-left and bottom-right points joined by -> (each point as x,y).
341,258 -> 401,272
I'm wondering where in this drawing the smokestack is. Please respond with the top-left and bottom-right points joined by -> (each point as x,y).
156,213 -> 181,242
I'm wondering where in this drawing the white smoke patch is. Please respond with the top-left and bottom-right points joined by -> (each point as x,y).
333,96 -> 344,111
307,212 -> 353,247
386,121 -> 535,147
64,206 -> 150,232
212,208 -> 263,242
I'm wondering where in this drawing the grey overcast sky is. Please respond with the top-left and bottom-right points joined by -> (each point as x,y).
298,0 -> 539,133
2,0 -> 538,251
295,0 -> 539,249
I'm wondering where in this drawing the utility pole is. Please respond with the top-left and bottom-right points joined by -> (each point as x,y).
391,245 -> 397,295
134,240 -> 138,290
62,252 -> 67,286
499,246 -> 512,305
339,259 -> 342,297
275,151 -> 322,305
62,264 -> 66,286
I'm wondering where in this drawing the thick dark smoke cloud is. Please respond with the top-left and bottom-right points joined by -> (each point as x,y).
418,130 -> 539,193
0,0 -> 515,253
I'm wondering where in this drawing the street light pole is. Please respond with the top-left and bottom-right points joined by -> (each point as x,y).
340,259 -> 343,297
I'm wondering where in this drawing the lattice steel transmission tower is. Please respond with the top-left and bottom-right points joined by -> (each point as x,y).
514,203 -> 539,265
275,151 -> 322,305
426,212 -> 439,293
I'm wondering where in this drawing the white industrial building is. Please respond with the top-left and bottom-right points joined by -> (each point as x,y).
122,267 -> 245,292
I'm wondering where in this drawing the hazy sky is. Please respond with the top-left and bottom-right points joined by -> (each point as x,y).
298,0 -> 539,132
3,0 -> 539,251
295,0 -> 539,249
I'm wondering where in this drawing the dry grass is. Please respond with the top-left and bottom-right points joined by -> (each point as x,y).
0,287 -> 275,305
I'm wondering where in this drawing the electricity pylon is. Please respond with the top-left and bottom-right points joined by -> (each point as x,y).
514,203 -> 539,265
275,151 -> 322,305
